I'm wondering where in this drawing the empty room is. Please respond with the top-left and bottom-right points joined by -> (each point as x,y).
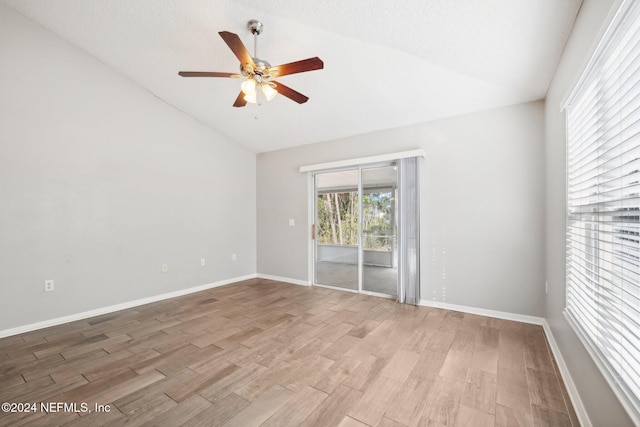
1,0 -> 638,426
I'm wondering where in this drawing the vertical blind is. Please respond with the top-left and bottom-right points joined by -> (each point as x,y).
565,0 -> 640,418
397,157 -> 420,305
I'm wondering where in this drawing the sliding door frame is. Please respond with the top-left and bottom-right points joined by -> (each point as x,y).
303,149 -> 425,296
309,161 -> 399,299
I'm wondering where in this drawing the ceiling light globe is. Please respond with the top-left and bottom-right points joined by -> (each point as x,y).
261,83 -> 277,101
241,78 -> 257,95
243,91 -> 257,104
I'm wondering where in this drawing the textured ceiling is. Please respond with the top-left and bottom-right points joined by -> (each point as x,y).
1,0 -> 582,153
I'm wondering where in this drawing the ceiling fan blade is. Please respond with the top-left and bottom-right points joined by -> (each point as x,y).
233,91 -> 247,108
272,81 -> 309,104
269,57 -> 324,77
178,71 -> 240,78
219,31 -> 256,69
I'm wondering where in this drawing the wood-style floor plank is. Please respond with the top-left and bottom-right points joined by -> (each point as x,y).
346,375 -> 403,425
380,349 -> 420,383
461,368 -> 497,415
221,385 -> 293,427
384,376 -> 433,425
261,384 -> 327,427
185,393 -> 249,427
456,404 -> 495,427
496,403 -> 534,427
418,376 -> 466,426
299,384 -> 364,427
0,278 -> 578,426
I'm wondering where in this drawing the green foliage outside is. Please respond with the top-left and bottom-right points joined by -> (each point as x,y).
316,191 -> 394,251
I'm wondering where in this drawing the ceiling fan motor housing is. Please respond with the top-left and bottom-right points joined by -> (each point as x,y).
242,58 -> 272,82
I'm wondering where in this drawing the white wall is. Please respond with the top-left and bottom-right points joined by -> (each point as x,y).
258,101 -> 546,317
0,4 -> 257,331
545,0 -> 635,425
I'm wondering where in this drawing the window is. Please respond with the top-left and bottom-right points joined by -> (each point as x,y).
564,0 -> 640,420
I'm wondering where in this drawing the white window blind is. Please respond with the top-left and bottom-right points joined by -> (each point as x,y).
565,0 -> 640,420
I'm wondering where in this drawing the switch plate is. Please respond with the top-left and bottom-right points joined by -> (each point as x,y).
161,264 -> 168,273
44,280 -> 54,292
201,258 -> 206,266
232,253 -> 237,261
289,219 -> 295,226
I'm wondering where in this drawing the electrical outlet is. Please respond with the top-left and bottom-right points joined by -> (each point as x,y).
201,258 -> 206,266
161,264 -> 168,273
232,253 -> 237,261
44,280 -> 55,292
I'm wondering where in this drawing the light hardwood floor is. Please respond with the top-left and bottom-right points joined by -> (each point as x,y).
0,278 -> 578,426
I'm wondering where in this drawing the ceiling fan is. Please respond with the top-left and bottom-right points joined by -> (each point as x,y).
178,19 -> 324,107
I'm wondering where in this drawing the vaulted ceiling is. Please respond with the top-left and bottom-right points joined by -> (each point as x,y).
1,0 -> 582,152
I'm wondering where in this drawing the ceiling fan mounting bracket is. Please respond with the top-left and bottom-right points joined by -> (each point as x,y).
247,19 -> 263,36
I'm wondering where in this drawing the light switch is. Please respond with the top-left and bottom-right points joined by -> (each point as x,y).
289,219 -> 295,226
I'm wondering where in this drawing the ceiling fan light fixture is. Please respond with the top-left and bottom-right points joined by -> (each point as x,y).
240,78 -> 257,95
242,83 -> 277,104
243,91 -> 257,104
261,83 -> 277,101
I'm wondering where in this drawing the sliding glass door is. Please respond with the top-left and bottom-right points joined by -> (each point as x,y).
314,169 -> 359,291
361,165 -> 398,296
313,163 -> 398,297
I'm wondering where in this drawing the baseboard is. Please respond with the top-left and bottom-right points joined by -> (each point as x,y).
419,299 -> 545,325
256,273 -> 310,287
0,273 -> 258,339
542,319 -> 592,427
